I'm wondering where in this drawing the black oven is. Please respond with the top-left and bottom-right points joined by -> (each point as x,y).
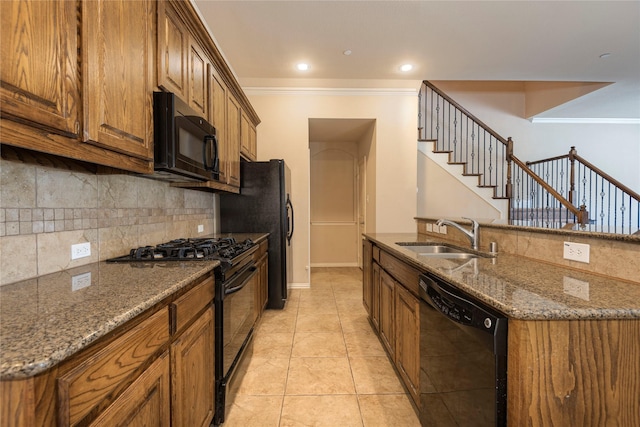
419,273 -> 508,427
153,91 -> 219,182
214,251 -> 258,425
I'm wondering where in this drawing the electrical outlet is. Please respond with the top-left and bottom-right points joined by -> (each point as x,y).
198,224 -> 204,233
71,242 -> 91,260
71,272 -> 92,291
439,225 -> 447,234
563,242 -> 590,263
426,223 -> 433,232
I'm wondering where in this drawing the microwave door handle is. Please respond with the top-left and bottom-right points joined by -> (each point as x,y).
211,134 -> 219,173
203,135 -> 217,171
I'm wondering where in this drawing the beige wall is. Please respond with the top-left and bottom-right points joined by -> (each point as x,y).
417,149 -> 502,220
246,85 -> 419,286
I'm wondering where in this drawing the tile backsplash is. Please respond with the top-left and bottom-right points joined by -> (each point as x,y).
0,150 -> 218,285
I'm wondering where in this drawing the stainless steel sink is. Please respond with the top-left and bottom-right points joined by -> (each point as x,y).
396,242 -> 481,259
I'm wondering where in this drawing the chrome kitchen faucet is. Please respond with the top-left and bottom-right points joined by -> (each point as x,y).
435,217 -> 480,250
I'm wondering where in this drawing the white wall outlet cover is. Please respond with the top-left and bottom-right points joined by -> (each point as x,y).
198,224 -> 204,233
426,223 -> 433,232
71,242 -> 91,260
563,241 -> 590,263
439,225 -> 447,234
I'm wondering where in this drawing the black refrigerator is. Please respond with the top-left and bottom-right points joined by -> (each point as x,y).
220,159 -> 293,309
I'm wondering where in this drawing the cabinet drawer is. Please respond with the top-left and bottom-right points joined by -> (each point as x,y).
379,250 -> 420,296
58,307 -> 169,426
372,246 -> 381,262
171,275 -> 214,335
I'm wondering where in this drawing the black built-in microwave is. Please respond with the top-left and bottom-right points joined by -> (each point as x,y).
152,91 -> 219,182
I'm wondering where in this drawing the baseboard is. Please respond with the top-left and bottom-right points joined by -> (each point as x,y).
310,262 -> 359,267
289,282 -> 311,289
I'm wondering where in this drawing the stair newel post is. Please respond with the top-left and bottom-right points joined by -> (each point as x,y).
569,146 -> 577,205
505,137 -> 514,199
578,204 -> 589,226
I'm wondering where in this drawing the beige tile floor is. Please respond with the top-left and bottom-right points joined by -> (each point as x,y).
224,267 -> 421,427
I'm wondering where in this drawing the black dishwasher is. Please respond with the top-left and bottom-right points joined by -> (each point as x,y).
419,273 -> 507,427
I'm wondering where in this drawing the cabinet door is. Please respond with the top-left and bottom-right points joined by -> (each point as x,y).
240,111 -> 252,160
379,269 -> 395,356
249,122 -> 257,160
362,240 -> 373,315
189,38 -> 208,118
171,306 -> 214,427
157,1 -> 188,99
371,262 -> 381,332
0,0 -> 79,137
210,66 -> 229,184
395,284 -> 420,405
226,94 -> 241,186
82,0 -> 154,161
90,351 -> 171,427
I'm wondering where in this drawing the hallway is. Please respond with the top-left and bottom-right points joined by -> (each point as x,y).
223,267 -> 421,426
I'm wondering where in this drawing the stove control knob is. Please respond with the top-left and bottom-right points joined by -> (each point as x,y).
484,318 -> 492,329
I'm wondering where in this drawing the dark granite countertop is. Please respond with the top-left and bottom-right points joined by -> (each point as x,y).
365,233 -> 640,321
0,233 -> 268,380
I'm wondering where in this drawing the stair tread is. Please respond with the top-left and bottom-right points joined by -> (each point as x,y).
462,173 -> 482,176
433,150 -> 453,154
449,162 -> 467,165
478,185 -> 497,188
419,138 -> 437,142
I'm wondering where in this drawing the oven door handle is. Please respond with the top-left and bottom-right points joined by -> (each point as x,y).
224,265 -> 258,295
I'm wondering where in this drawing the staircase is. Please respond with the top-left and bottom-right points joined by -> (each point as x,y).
418,80 -> 640,235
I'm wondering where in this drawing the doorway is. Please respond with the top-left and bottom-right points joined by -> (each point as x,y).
308,118 -> 375,268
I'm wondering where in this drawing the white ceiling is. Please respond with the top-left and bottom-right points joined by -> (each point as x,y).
194,0 -> 640,120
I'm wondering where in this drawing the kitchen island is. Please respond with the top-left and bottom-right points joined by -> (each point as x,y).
364,232 -> 640,426
0,232 -> 267,426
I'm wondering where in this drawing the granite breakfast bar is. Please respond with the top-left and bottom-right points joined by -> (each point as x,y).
364,232 -> 640,426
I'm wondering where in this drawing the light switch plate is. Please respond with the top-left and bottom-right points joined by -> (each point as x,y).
198,224 -> 204,233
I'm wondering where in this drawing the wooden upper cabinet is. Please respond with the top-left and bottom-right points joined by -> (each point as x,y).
157,0 -> 188,100
209,66 -> 229,184
227,93 -> 241,187
240,110 -> 257,161
82,0 -> 154,161
0,0 -> 80,137
188,38 -> 209,118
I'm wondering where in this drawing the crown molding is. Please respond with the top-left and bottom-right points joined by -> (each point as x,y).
244,87 -> 418,97
530,117 -> 640,124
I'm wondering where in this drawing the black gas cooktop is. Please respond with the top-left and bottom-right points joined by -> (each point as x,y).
106,237 -> 255,265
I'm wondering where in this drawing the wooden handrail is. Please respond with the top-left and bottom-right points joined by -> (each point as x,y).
510,154 -> 585,222
526,153 -> 569,166
572,153 -> 640,203
423,81 -> 509,147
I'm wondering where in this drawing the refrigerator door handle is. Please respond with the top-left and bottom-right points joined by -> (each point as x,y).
286,194 -> 294,246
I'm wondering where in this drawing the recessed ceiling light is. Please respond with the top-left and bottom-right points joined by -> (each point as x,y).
400,64 -> 413,72
343,49 -> 352,56
296,63 -> 309,71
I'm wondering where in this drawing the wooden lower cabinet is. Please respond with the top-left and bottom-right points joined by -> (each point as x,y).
0,274 -> 216,427
362,240 -> 373,316
90,351 -> 171,426
378,269 -> 396,357
171,306 -> 214,427
255,240 -> 269,320
394,285 -> 420,405
371,262 -> 381,332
